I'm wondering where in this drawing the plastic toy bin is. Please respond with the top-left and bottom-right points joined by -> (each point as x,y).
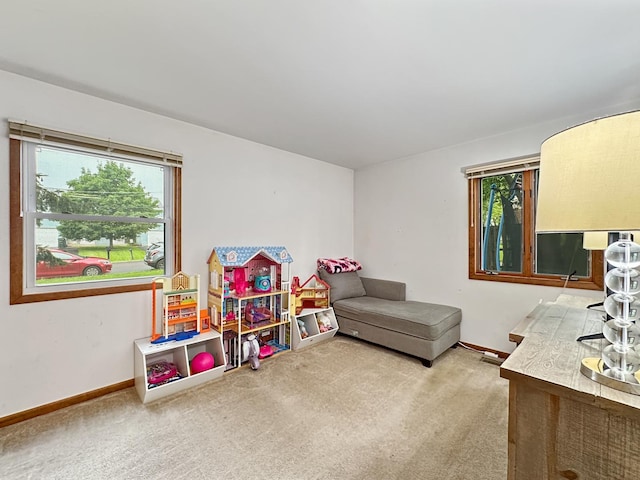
187,338 -> 226,374
298,313 -> 321,337
292,307 -> 339,351
145,349 -> 189,387
315,308 -> 338,331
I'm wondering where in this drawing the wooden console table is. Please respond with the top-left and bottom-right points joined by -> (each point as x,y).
500,298 -> 640,480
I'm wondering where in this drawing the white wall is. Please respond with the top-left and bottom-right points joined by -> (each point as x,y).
354,100 -> 640,354
4,67 -> 639,418
0,70 -> 354,417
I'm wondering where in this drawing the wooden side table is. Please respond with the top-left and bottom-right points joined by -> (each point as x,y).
500,298 -> 640,480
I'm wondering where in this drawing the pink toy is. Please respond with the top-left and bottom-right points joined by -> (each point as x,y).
258,344 -> 275,359
246,302 -> 272,325
147,361 -> 178,384
317,311 -> 333,333
234,268 -> 248,295
191,351 -> 215,374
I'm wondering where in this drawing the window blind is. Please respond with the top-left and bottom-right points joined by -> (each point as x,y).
8,120 -> 182,167
462,154 -> 539,179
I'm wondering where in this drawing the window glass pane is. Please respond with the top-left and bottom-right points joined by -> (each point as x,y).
533,170 -> 590,277
33,219 -> 165,286
480,173 -> 523,273
35,145 -> 164,218
535,232 -> 590,276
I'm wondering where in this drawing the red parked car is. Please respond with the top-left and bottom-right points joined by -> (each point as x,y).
36,248 -> 112,279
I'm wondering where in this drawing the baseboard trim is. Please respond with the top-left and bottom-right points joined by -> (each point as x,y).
0,379 -> 134,429
459,341 -> 510,359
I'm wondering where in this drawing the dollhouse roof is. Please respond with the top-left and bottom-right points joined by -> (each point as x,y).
299,274 -> 329,290
207,246 -> 293,266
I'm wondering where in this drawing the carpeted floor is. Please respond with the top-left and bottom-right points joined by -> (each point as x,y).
0,336 -> 508,479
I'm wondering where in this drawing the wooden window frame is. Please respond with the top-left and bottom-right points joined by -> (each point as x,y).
9,138 -> 182,304
468,170 -> 603,291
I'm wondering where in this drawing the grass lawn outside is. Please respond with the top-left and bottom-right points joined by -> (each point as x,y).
78,246 -> 146,262
36,269 -> 163,285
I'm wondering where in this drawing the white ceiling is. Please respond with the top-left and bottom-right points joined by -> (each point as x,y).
1,1 -> 640,170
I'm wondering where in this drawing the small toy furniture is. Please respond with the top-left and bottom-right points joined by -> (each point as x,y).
319,270 -> 461,367
245,303 -> 273,326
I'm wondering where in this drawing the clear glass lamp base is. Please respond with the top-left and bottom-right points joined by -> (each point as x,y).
581,357 -> 640,395
583,233 -> 640,396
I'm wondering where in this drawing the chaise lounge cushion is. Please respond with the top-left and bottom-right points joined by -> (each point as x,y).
318,269 -> 366,302
333,297 -> 461,341
316,268 -> 461,366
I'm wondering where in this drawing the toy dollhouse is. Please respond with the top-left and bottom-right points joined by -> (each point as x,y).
151,271 -> 210,344
291,274 -> 330,314
207,246 -> 293,370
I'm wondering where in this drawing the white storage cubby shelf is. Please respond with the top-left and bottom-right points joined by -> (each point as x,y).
134,331 -> 226,403
291,307 -> 339,351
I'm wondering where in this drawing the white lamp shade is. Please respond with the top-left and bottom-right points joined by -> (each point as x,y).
582,231 -> 610,250
536,111 -> 640,233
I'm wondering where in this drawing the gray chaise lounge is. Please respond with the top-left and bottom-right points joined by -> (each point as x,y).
319,271 -> 462,367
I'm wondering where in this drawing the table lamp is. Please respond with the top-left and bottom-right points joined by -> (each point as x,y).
536,111 -> 640,394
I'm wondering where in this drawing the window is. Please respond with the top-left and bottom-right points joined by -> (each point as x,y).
9,121 -> 182,304
466,155 -> 603,290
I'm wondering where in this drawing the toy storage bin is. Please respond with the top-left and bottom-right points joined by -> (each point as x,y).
145,349 -> 189,385
187,337 -> 226,375
291,307 -> 339,351
315,308 -> 338,332
298,312 -> 321,337
134,331 -> 226,403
